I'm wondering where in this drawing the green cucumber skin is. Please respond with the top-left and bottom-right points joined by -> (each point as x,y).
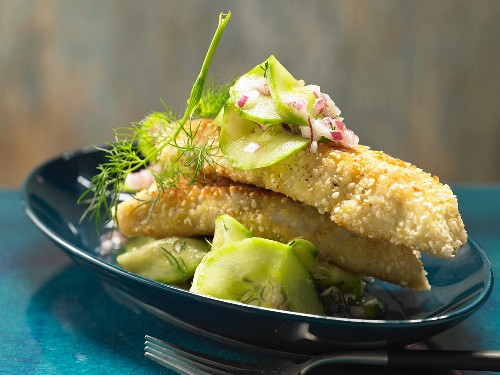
313,261 -> 364,299
267,55 -> 311,126
221,55 -> 329,170
191,237 -> 324,315
211,214 -> 252,252
220,104 -> 308,170
221,55 -> 312,170
288,238 -> 320,272
123,236 -> 155,252
229,64 -> 281,124
117,237 -> 210,284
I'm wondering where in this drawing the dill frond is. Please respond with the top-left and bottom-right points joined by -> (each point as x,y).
137,109 -> 178,158
195,76 -> 236,118
260,60 -> 270,79
79,11 -> 232,228
159,246 -> 188,276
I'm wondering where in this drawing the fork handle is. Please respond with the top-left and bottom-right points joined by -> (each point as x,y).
387,349 -> 500,371
301,350 -> 500,373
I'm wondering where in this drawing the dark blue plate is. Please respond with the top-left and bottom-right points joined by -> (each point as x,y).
21,146 -> 494,354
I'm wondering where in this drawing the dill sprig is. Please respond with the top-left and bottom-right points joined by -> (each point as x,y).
159,246 -> 188,276
195,75 -> 236,118
260,60 -> 270,78
79,11 -> 232,228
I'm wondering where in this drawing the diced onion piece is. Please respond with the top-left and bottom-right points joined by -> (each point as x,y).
284,95 -> 308,112
306,117 -> 314,143
322,93 -> 342,118
335,120 -> 345,130
330,131 -> 343,140
302,117 -> 359,151
313,98 -> 326,116
244,142 -> 261,154
293,98 -> 307,111
237,90 -> 260,109
252,77 -> 270,96
341,128 -> 360,147
310,89 -> 342,118
237,95 -> 249,108
310,140 -> 318,153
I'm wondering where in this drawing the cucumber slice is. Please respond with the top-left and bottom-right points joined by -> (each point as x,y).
356,295 -> 384,319
211,214 -> 252,252
117,237 -> 210,284
287,238 -> 319,272
123,236 -> 155,252
228,63 -> 281,124
267,55 -> 316,126
191,237 -> 324,315
312,261 -> 364,299
220,104 -> 309,170
212,106 -> 224,127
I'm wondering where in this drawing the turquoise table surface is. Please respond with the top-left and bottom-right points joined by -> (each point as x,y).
0,186 -> 498,374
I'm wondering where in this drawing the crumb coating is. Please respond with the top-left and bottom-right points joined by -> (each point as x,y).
159,119 -> 467,258
116,179 -> 429,290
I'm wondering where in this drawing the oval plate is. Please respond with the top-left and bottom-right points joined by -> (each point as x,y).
21,146 -> 494,354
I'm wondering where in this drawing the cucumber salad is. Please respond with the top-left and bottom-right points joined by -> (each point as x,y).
89,12 -> 383,319
110,215 -> 383,319
218,55 -> 358,170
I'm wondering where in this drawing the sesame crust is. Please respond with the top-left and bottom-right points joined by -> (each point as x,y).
116,179 -> 429,290
160,119 -> 467,258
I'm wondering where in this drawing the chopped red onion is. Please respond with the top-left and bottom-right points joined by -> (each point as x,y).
310,140 -> 318,153
307,117 -> 314,144
305,117 -> 359,150
330,131 -> 343,140
314,98 -> 326,116
237,95 -> 249,108
293,97 -> 308,111
252,77 -> 270,96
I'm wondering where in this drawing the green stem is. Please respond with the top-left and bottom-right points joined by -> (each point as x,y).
147,11 -> 231,166
181,11 -> 231,125
80,12 -> 232,226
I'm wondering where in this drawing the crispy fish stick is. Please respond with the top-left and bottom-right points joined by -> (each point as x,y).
158,119 -> 467,258
116,179 -> 429,290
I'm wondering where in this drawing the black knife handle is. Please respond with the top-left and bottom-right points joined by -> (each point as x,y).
388,349 -> 500,371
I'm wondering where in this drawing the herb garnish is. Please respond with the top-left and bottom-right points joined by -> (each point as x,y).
260,60 -> 270,79
195,76 -> 236,118
159,246 -> 188,276
79,12 -> 232,228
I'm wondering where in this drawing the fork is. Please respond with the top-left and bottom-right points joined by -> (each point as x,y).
144,335 -> 500,374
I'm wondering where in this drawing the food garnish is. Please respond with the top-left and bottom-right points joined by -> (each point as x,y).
79,12 -> 232,227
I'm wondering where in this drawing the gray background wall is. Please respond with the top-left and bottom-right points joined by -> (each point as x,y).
1,0 -> 499,186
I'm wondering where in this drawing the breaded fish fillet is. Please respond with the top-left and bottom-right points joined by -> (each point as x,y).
116,178 -> 430,290
158,119 -> 467,258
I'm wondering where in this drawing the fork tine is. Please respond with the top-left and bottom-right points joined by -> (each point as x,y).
145,335 -> 250,375
145,344 -> 233,375
145,336 -> 234,374
144,348 -> 200,375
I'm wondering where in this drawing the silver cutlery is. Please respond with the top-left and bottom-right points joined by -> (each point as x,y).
144,335 -> 500,374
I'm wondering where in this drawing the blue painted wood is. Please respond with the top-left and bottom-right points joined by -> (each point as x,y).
0,187 -> 499,374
